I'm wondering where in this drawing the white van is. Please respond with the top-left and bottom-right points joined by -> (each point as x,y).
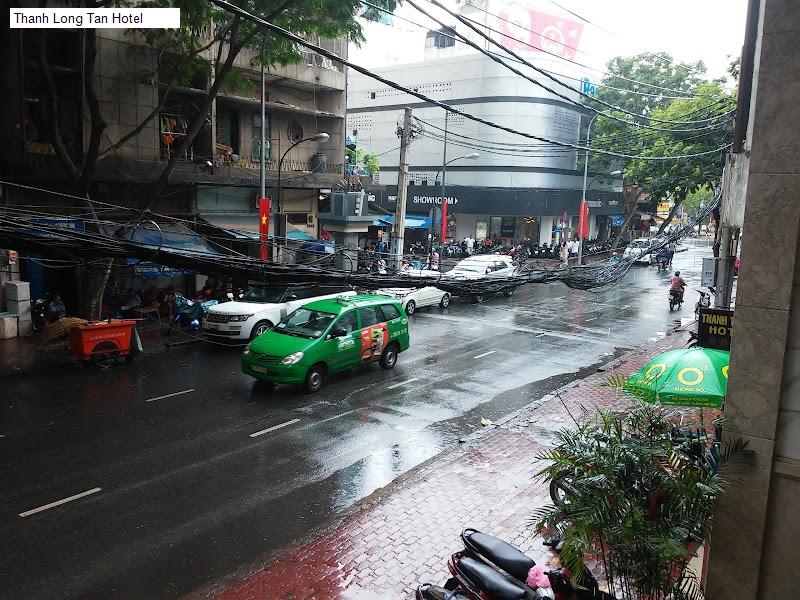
203,284 -> 355,342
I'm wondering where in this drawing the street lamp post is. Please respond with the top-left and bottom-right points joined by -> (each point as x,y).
433,152 -> 479,258
577,168 -> 622,265
275,132 -> 329,258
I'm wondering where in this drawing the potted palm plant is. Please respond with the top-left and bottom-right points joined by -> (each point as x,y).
533,402 -> 744,600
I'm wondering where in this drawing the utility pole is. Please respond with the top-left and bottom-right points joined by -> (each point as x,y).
259,37 -> 267,202
391,107 -> 413,271
439,110 -> 449,248
577,114 -> 598,266
714,225 -> 740,308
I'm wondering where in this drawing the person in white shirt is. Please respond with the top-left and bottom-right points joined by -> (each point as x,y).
465,236 -> 474,255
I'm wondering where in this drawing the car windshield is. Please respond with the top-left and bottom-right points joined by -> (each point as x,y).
454,261 -> 487,273
240,287 -> 286,303
275,308 -> 336,339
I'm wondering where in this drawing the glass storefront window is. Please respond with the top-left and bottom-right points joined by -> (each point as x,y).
490,216 -> 502,239
476,220 -> 488,241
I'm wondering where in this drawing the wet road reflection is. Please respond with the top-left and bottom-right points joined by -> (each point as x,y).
0,240 -> 713,598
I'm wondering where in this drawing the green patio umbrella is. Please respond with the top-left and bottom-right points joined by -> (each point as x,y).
624,348 -> 729,408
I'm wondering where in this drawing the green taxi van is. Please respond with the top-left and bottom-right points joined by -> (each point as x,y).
241,294 -> 410,392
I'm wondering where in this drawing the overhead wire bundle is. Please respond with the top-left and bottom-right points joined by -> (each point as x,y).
0,181 -> 720,297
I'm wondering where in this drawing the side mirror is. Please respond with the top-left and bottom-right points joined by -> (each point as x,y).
331,326 -> 348,337
287,294 -> 298,300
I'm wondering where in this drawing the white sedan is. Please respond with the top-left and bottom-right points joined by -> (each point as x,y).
376,286 -> 451,315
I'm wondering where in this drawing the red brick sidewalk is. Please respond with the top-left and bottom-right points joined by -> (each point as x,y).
193,332 -> 697,600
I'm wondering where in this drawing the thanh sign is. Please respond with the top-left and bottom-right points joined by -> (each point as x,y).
697,308 -> 733,351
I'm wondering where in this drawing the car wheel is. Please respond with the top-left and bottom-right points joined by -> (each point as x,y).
472,294 -> 484,304
304,364 -> 326,393
439,293 -> 450,308
379,343 -> 399,369
503,289 -> 514,297
404,300 -> 416,315
250,320 -> 273,340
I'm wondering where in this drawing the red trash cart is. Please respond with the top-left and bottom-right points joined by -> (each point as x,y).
69,319 -> 137,367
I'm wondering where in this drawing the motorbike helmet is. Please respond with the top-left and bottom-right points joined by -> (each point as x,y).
675,271 -> 680,276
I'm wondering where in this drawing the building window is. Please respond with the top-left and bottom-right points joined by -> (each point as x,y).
252,113 -> 271,162
216,107 -> 239,154
287,213 -> 311,225
426,27 -> 456,49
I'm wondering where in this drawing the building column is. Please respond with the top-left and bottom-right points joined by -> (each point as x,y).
539,216 -> 554,245
706,1 -> 800,597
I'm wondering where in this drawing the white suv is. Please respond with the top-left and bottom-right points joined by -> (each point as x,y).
203,285 -> 355,342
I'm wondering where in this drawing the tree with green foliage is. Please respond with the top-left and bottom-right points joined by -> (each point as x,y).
587,53 -> 734,244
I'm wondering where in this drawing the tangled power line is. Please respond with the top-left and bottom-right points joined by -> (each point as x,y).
0,181 -> 720,297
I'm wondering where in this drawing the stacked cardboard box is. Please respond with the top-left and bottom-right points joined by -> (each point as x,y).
4,281 -> 32,336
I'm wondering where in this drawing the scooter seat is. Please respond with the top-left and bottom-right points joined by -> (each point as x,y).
457,556 -> 528,600
463,530 -> 536,583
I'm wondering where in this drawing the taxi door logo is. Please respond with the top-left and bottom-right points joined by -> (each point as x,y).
360,323 -> 388,362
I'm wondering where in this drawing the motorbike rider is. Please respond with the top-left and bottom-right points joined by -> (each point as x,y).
670,270 -> 686,302
655,247 -> 670,269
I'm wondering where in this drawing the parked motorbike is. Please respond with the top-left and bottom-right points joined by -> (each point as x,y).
694,287 -> 715,316
168,292 -> 218,333
370,258 -> 388,274
419,529 -> 610,600
31,293 -> 52,332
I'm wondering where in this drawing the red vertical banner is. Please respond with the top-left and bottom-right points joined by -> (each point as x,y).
259,196 -> 271,261
578,201 -> 589,239
440,197 -> 448,243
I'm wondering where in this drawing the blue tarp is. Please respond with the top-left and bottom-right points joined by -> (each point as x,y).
129,222 -> 219,254
374,215 -> 431,229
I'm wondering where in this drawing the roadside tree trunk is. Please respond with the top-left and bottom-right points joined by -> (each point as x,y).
611,185 -> 645,251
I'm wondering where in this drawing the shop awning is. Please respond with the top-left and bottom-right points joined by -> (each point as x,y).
374,214 -> 431,229
201,214 -> 316,242
201,214 -> 260,239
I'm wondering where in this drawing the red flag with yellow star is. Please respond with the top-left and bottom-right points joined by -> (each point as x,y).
259,197 -> 270,260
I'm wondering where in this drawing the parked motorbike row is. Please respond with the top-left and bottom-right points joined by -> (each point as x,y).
417,528 -> 612,600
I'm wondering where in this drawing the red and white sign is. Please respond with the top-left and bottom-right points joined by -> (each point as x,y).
495,6 -> 584,59
578,201 -> 590,239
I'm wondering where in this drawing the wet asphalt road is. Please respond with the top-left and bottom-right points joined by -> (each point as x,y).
0,240 -> 711,599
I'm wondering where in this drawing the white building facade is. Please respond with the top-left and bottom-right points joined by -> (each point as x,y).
347,3 -> 623,246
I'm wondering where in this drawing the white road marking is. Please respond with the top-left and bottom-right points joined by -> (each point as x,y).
387,378 -> 419,390
248,418 -> 300,438
467,325 -> 481,330
19,487 -> 101,518
585,317 -> 598,322
473,350 -> 497,359
145,388 -> 195,403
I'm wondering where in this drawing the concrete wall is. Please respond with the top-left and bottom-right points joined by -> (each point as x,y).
706,1 -> 800,597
